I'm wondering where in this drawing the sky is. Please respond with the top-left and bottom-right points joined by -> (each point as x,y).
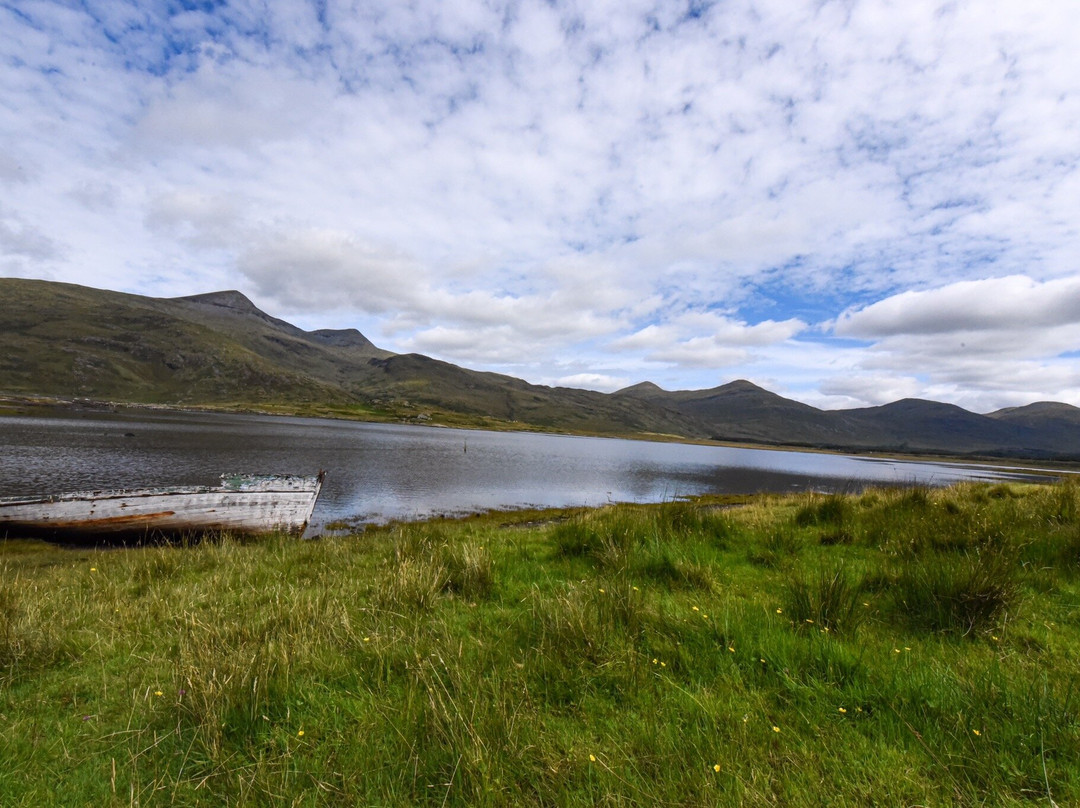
2,0 -> 1080,412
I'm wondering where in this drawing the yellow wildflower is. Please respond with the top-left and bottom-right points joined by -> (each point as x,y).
772,726 -> 780,733
692,605 -> 700,611
776,608 -> 782,614
297,730 -> 304,737
589,754 -> 596,762
713,763 -> 721,772
973,729 -> 981,736
154,690 -> 163,697
838,707 -> 847,713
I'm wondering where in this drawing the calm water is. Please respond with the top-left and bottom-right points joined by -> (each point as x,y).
0,408 -> 1058,534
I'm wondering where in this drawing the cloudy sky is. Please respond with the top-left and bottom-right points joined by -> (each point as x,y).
3,0 -> 1080,411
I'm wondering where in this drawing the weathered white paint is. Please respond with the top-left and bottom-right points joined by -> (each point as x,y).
0,473 -> 324,539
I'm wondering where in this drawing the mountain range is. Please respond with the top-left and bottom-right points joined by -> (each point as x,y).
3,277 -> 1079,460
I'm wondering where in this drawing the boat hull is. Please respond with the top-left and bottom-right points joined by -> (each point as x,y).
0,473 -> 324,542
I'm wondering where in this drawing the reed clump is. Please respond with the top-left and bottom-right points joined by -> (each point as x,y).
1,480 -> 1078,806
782,563 -> 867,636
378,523 -> 495,610
891,545 -> 1019,634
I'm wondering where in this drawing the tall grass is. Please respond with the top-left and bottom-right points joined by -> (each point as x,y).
892,546 -> 1019,634
0,480 -> 1078,805
794,491 -> 852,528
782,563 -> 867,636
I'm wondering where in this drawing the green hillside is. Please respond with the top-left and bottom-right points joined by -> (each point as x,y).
616,380 -> 1080,459
5,277 -> 1080,457
0,280 -> 357,410
0,279 -> 702,438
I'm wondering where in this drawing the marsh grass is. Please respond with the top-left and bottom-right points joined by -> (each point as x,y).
748,524 -> 804,568
891,546 -> 1020,635
1,481 -> 1078,805
441,542 -> 494,599
794,492 -> 851,528
1040,479 -> 1079,524
379,523 -> 495,608
782,563 -> 867,636
1057,526 -> 1080,571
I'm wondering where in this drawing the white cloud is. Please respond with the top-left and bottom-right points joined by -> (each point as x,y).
612,314 -> 806,369
836,276 -> 1080,338
134,60 -> 335,152
237,228 -> 421,314
3,0 -> 1080,410
145,190 -> 247,250
0,206 -> 62,261
0,150 -> 33,184
67,180 -> 119,212
555,373 -> 630,393
236,226 -> 629,364
829,276 -> 1080,410
819,375 -> 925,408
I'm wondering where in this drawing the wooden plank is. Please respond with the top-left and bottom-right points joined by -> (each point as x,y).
0,473 -> 324,541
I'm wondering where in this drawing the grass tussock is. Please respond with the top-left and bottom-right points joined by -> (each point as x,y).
748,524 -> 804,568
1,480 -> 1079,806
795,492 -> 852,527
782,564 -> 868,637
892,546 -> 1020,635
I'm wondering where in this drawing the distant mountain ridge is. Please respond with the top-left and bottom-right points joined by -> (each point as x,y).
0,278 -> 702,438
3,278 -> 1079,459
614,380 -> 1080,458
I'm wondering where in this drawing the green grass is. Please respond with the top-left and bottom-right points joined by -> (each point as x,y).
2,481 -> 1079,805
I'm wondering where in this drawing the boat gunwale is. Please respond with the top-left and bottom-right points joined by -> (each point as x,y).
0,472 -> 326,541
0,473 -> 323,507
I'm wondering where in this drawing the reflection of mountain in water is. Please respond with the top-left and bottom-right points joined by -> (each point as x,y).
0,410 -> 1053,533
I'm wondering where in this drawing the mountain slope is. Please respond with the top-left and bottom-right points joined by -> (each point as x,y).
615,380 -> 1080,458
840,399 -> 1056,454
357,353 -> 705,435
0,279 -> 704,438
989,402 -> 1080,432
617,379 -> 852,446
4,278 -> 1079,457
0,279 -> 353,407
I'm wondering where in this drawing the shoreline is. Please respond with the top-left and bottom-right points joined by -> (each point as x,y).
3,391 -> 1079,474
3,481 -> 1078,804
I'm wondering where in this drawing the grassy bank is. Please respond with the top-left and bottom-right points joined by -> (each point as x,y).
2,482 -> 1079,806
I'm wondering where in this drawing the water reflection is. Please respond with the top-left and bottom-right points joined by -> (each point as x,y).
0,409 -> 1056,532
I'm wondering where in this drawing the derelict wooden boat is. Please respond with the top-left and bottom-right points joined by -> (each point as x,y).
0,472 -> 325,541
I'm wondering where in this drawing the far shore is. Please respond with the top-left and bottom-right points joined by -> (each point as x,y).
3,391 -> 1079,474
